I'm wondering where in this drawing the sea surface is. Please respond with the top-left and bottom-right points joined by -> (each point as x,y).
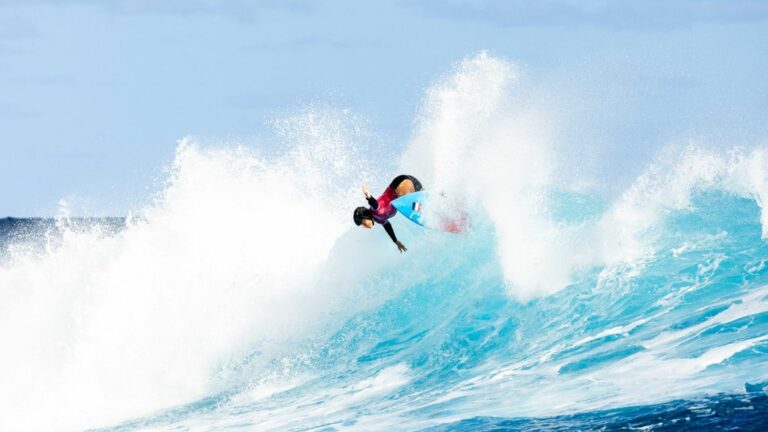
2,54 -> 768,431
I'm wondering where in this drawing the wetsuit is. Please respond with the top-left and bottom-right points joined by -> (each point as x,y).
366,175 -> 423,243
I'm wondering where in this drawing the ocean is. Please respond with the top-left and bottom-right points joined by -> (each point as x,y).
1,54 -> 767,431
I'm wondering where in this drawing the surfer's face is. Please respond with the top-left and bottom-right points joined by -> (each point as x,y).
361,218 -> 374,229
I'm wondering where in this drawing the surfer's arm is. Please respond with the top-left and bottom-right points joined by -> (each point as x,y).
383,222 -> 407,252
362,185 -> 378,209
383,222 -> 397,242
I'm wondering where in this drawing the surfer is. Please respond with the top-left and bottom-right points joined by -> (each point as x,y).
353,174 -> 423,253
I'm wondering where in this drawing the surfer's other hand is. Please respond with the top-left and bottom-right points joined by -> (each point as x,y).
396,241 -> 407,253
362,184 -> 371,199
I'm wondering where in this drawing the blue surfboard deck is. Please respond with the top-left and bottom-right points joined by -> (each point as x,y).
391,191 -> 428,227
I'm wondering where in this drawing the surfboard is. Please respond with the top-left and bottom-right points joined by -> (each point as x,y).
391,191 -> 466,233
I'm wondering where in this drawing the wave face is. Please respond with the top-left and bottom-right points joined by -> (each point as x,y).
2,54 -> 768,431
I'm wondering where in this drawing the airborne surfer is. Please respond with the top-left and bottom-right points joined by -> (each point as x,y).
353,174 -> 423,253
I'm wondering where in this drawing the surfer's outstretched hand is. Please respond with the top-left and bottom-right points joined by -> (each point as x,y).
396,241 -> 407,253
362,184 -> 371,199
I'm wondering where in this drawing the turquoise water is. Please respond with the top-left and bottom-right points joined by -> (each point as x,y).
61,190 -> 766,431
3,184 -> 768,432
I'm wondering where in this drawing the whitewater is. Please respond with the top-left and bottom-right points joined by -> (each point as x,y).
1,53 -> 767,431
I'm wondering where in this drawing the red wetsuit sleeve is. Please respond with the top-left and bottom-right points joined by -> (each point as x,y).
383,222 -> 398,243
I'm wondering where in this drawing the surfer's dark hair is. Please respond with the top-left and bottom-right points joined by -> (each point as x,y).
353,207 -> 372,226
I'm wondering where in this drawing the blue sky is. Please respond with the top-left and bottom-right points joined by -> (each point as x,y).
1,0 -> 767,216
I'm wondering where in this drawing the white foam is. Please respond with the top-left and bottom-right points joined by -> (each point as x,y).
595,146 -> 768,268
0,108 -> 377,431
571,315 -> 658,348
645,284 -> 768,350
397,54 -> 768,303
399,52 -> 594,301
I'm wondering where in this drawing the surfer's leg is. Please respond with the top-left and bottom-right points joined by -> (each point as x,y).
391,175 -> 422,197
395,179 -> 416,197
